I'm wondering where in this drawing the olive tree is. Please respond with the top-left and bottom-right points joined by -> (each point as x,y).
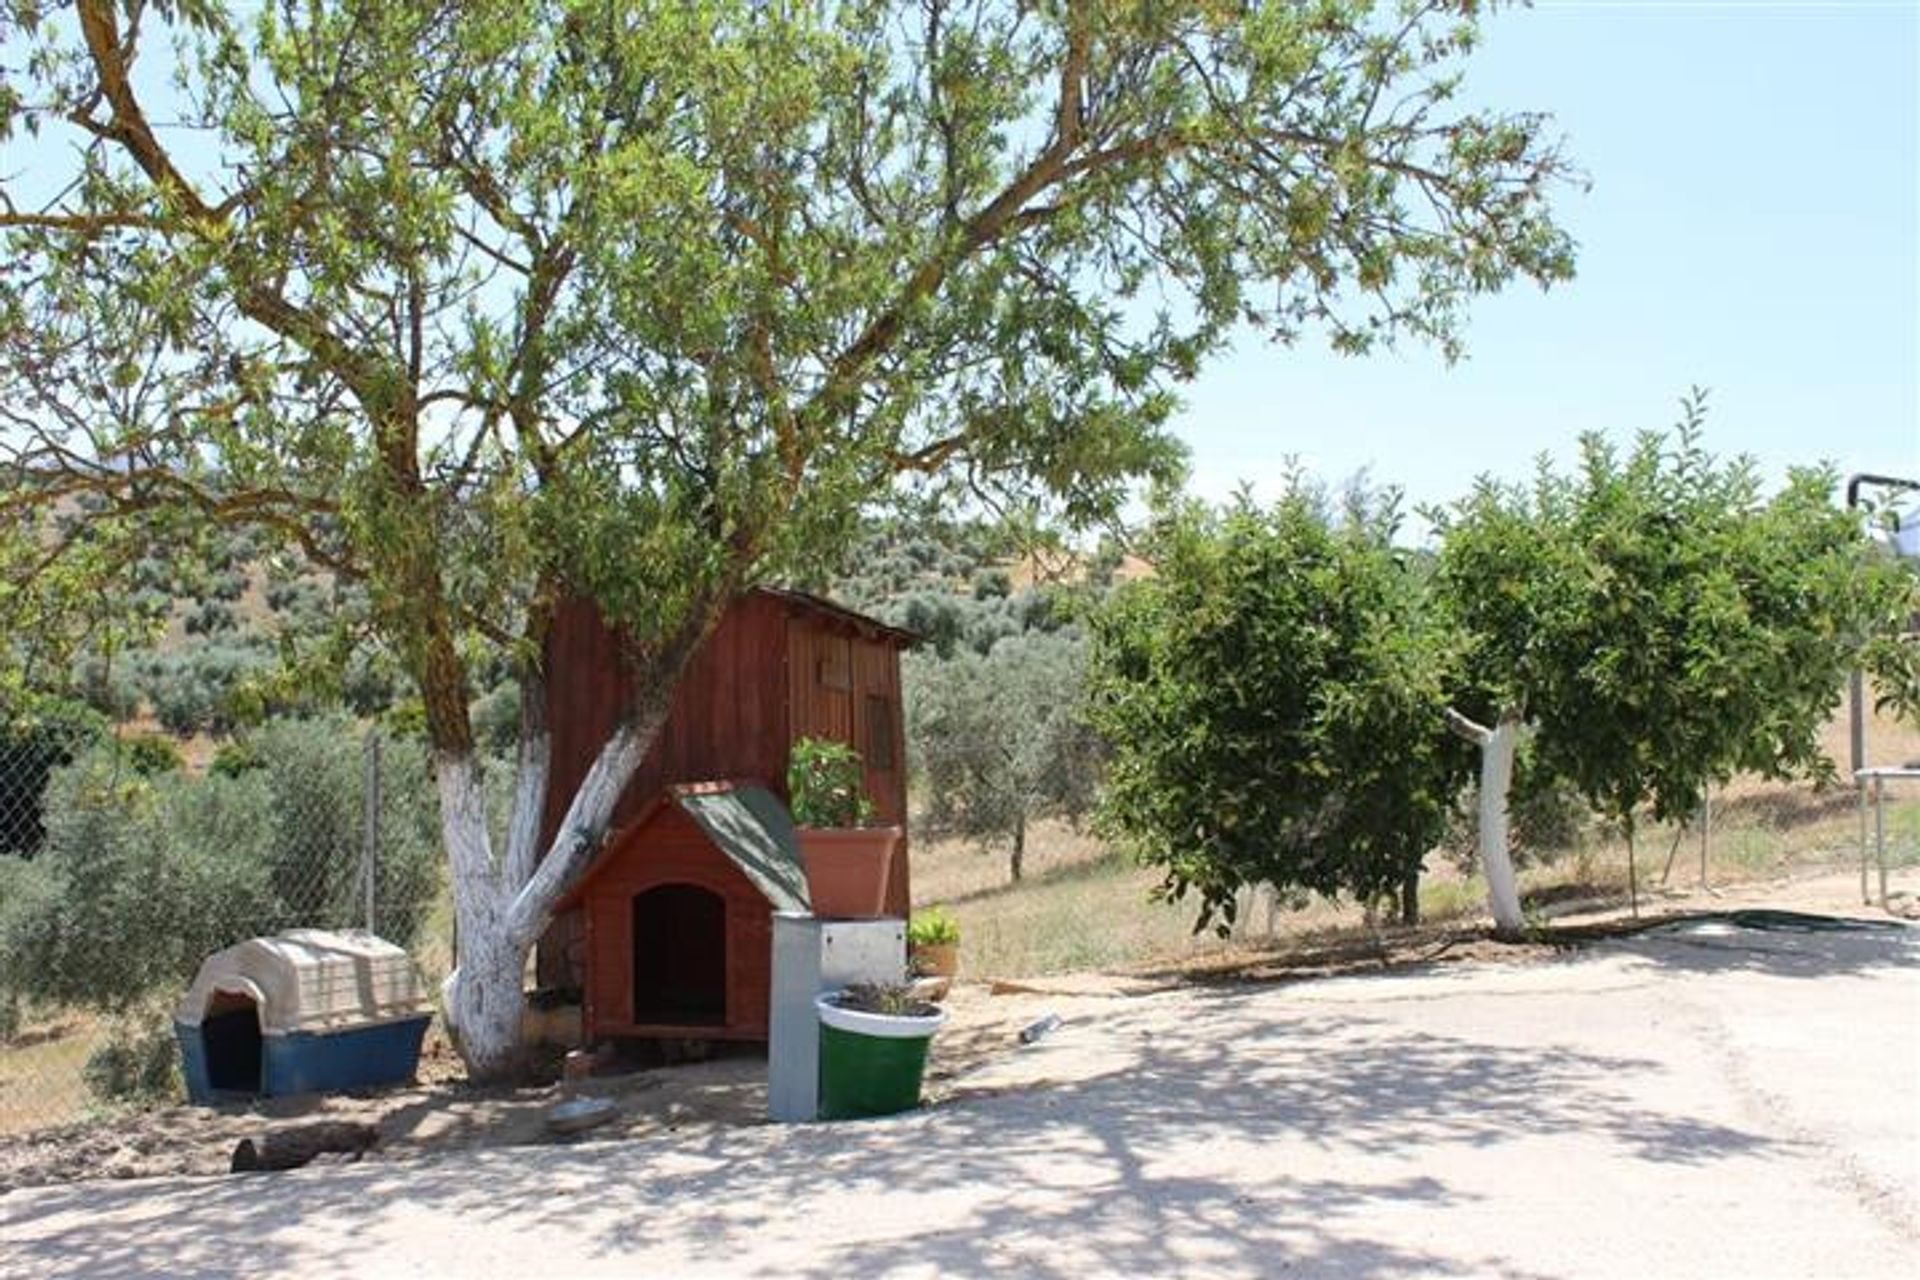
1086,487 -> 1470,930
0,0 -> 1575,1076
0,718 -> 445,1015
1433,398 -> 1914,926
908,630 -> 1102,882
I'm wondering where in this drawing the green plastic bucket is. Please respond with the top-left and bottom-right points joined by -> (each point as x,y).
815,993 -> 945,1120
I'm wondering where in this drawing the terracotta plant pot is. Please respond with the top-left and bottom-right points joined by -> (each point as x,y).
910,941 -> 959,978
799,826 -> 902,919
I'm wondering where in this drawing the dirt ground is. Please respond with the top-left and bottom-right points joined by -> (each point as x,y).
1,863 -> 1911,1195
4,872 -> 1914,1279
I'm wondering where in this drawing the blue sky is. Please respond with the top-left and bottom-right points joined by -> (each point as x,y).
1176,0 -> 1920,525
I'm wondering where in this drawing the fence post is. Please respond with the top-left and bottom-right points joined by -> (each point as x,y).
362,730 -> 381,934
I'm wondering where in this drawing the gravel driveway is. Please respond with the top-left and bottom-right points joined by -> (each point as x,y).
4,916 -> 1915,1279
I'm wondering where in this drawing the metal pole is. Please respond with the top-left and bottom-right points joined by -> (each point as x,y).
1875,775 -> 1889,908
362,731 -> 381,933
1858,776 -> 1870,906
1849,670 -> 1867,777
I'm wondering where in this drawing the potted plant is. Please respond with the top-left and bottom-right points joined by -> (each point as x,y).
789,737 -> 901,919
814,982 -> 946,1119
907,907 -> 961,978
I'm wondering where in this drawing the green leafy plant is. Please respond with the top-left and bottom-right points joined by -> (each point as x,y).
0,716 -> 445,1017
209,739 -> 263,779
1433,399 -> 1912,839
788,738 -> 875,828
1428,398 -> 1914,923
83,1006 -> 181,1105
908,907 -> 960,947
120,733 -> 184,777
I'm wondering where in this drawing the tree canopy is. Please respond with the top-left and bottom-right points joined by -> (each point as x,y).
1085,406 -> 1912,935
1086,485 -> 1469,929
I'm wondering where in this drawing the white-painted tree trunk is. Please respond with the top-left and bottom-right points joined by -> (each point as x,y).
433,749 -> 520,1080
1478,719 -> 1525,935
1446,708 -> 1527,936
434,690 -> 675,1081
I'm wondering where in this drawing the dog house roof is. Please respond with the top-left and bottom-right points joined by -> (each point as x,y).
175,929 -> 432,1036
562,781 -> 811,914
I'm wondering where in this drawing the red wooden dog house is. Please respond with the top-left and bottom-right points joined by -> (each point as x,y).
538,588 -> 916,1044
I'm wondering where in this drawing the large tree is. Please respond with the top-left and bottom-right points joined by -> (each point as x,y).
0,0 -> 1575,1076
1086,486 -> 1469,930
908,629 -> 1101,883
1433,399 -> 1914,927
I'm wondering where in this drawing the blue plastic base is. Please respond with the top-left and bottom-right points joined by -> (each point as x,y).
177,1016 -> 431,1105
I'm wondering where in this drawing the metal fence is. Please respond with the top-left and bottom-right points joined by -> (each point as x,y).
0,716 -> 450,1136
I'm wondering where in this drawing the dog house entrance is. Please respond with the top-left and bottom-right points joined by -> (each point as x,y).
201,990 -> 263,1092
632,884 -> 727,1026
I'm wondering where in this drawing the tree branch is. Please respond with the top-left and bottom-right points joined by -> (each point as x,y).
1444,706 -> 1492,746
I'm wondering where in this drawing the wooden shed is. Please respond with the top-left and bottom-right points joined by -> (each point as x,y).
537,588 -> 916,1044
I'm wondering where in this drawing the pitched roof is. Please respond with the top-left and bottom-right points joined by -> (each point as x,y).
561,781 -> 810,913
754,585 -> 921,648
671,782 -> 810,912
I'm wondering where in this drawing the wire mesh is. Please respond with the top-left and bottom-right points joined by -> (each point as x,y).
0,719 -> 448,1136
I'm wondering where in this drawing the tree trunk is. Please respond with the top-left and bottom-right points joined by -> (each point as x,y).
1626,820 -> 1639,919
434,749 -> 523,1082
1479,719 -> 1525,935
1446,708 -> 1526,936
1010,812 -> 1025,883
1399,862 -> 1420,926
436,619 -> 704,1082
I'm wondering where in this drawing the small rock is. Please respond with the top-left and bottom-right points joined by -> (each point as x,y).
1018,1013 -> 1064,1045
562,1048 -> 603,1081
909,976 -> 951,1002
546,1097 -> 617,1136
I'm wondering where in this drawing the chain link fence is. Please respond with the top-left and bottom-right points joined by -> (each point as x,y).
0,714 -> 450,1136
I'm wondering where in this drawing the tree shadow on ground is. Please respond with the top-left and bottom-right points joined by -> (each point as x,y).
1599,913 -> 1919,981
6,975 -> 1796,1280
1158,910 -> 1918,992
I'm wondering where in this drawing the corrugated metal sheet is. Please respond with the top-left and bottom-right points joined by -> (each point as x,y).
671,783 -> 810,914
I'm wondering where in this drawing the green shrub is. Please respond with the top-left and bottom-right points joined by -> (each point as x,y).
120,733 -> 184,777
1440,762 -> 1592,874
1086,489 -> 1472,931
0,702 -> 104,856
0,755 -> 272,1012
471,678 -> 522,752
83,1009 -> 181,1105
245,716 -> 443,946
209,738 -> 262,777
0,715 -> 445,1016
